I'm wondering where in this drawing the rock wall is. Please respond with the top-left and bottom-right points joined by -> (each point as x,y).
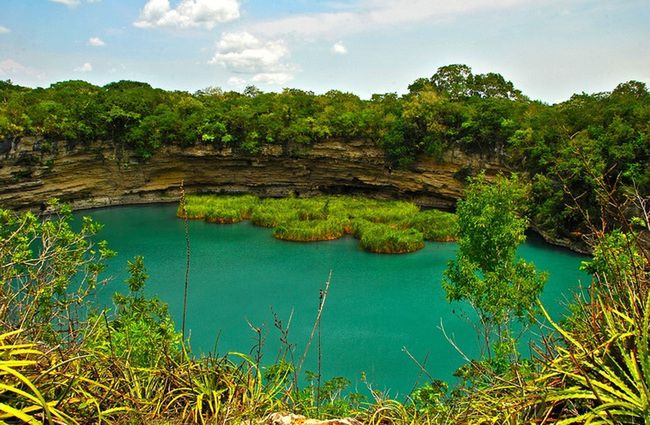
0,138 -> 505,212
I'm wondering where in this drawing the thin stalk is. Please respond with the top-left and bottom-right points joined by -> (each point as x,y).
180,180 -> 191,343
294,271 -> 332,393
317,289 -> 322,415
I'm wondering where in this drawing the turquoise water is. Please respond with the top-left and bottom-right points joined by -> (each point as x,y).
82,204 -> 589,397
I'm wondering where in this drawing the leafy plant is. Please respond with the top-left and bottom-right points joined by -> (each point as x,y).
443,174 -> 547,345
0,199 -> 115,343
0,330 -> 75,424
86,256 -> 181,368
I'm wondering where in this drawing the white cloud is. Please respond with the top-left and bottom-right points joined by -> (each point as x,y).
252,0 -> 529,38
0,59 -> 43,80
251,72 -> 294,85
49,0 -> 81,6
0,59 -> 27,76
49,0 -> 101,6
210,32 -> 289,73
0,26 -> 10,34
210,31 -> 298,85
74,62 -> 93,72
227,76 -> 246,86
332,41 -> 347,54
134,0 -> 240,29
87,36 -> 106,46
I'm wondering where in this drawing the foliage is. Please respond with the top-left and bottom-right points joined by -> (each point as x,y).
274,218 -> 347,242
540,295 -> 650,423
1,65 -> 650,421
0,330 -> 74,424
85,256 -> 181,368
441,188 -> 650,424
443,174 -> 547,329
0,199 -> 115,343
405,209 -> 457,241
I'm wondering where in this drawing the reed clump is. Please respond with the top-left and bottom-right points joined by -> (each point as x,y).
273,217 -> 348,242
405,209 -> 458,241
250,198 -> 302,227
352,219 -> 425,253
182,194 -> 457,253
178,194 -> 259,223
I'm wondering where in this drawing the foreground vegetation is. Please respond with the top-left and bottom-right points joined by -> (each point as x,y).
2,64 -> 648,247
178,195 -> 456,253
2,171 -> 648,423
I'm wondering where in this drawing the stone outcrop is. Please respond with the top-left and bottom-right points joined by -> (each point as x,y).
262,412 -> 361,425
0,138 -> 505,212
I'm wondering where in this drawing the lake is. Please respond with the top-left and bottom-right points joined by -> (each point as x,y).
82,204 -> 589,397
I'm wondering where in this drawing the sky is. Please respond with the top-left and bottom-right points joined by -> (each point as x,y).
0,0 -> 649,103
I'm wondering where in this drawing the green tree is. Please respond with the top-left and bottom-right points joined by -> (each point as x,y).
0,200 -> 115,343
443,175 -> 546,349
430,64 -> 474,100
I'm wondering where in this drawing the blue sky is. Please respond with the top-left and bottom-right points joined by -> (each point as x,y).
0,0 -> 648,103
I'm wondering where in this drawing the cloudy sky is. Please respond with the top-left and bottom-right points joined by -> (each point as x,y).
0,0 -> 648,103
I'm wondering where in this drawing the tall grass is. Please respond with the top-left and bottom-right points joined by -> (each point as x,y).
405,209 -> 458,241
178,194 -> 259,223
274,217 -> 348,242
250,198 -> 301,227
353,220 -> 425,254
182,195 -> 457,253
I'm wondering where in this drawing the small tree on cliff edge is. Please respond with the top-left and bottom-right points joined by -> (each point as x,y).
443,174 -> 547,356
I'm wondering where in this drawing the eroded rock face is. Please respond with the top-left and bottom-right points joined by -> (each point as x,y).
0,138 -> 504,211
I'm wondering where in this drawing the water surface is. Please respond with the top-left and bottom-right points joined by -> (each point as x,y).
83,204 -> 589,396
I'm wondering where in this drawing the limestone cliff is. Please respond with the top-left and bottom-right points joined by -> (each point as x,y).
0,138 -> 504,212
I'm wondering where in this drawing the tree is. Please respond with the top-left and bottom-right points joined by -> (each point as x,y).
0,200 -> 115,343
430,64 -> 474,100
470,72 -> 523,100
429,64 -> 524,101
443,174 -> 546,350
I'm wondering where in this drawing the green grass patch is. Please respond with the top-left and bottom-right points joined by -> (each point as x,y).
181,195 -> 456,253
352,219 -> 425,253
179,194 -> 259,224
405,209 -> 458,241
250,198 -> 301,227
273,217 -> 349,242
